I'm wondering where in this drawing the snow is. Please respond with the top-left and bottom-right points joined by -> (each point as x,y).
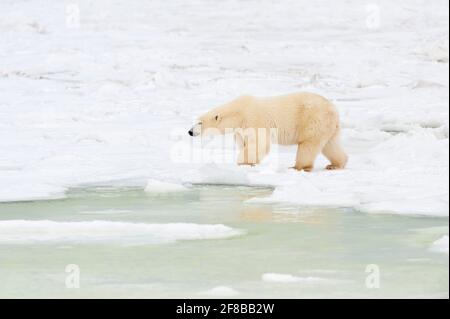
199,286 -> 240,297
430,235 -> 449,254
0,220 -> 243,244
262,273 -> 326,284
144,179 -> 188,193
78,209 -> 132,215
0,0 -> 448,217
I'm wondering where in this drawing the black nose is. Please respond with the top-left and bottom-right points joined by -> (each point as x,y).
188,129 -> 193,136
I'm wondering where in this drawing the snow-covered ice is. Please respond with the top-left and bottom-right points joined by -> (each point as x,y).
430,235 -> 449,254
0,0 -> 448,217
262,273 -> 326,284
0,220 -> 243,244
144,179 -> 188,193
199,286 -> 240,297
78,209 -> 132,215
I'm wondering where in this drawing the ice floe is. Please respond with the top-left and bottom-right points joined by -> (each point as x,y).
144,179 -> 189,193
262,273 -> 326,284
199,286 -> 240,297
0,220 -> 243,244
430,235 -> 449,254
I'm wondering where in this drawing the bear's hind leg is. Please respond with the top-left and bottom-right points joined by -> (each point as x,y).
293,140 -> 324,172
322,134 -> 348,170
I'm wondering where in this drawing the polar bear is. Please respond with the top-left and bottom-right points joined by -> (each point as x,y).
188,92 -> 348,171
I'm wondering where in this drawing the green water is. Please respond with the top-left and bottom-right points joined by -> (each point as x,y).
0,186 -> 448,298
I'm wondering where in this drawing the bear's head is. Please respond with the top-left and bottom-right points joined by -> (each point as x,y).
189,96 -> 249,137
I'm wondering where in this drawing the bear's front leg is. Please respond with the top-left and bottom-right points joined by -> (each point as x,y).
235,133 -> 249,165
235,132 -> 271,166
236,138 -> 257,166
237,148 -> 256,166
293,140 -> 323,172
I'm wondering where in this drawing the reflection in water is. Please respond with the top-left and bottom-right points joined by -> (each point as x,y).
240,203 -> 342,225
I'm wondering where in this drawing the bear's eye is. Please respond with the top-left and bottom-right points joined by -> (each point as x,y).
214,115 -> 219,121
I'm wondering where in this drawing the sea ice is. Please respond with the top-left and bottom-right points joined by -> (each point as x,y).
0,220 -> 243,244
0,0 -> 447,217
430,235 -> 449,254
